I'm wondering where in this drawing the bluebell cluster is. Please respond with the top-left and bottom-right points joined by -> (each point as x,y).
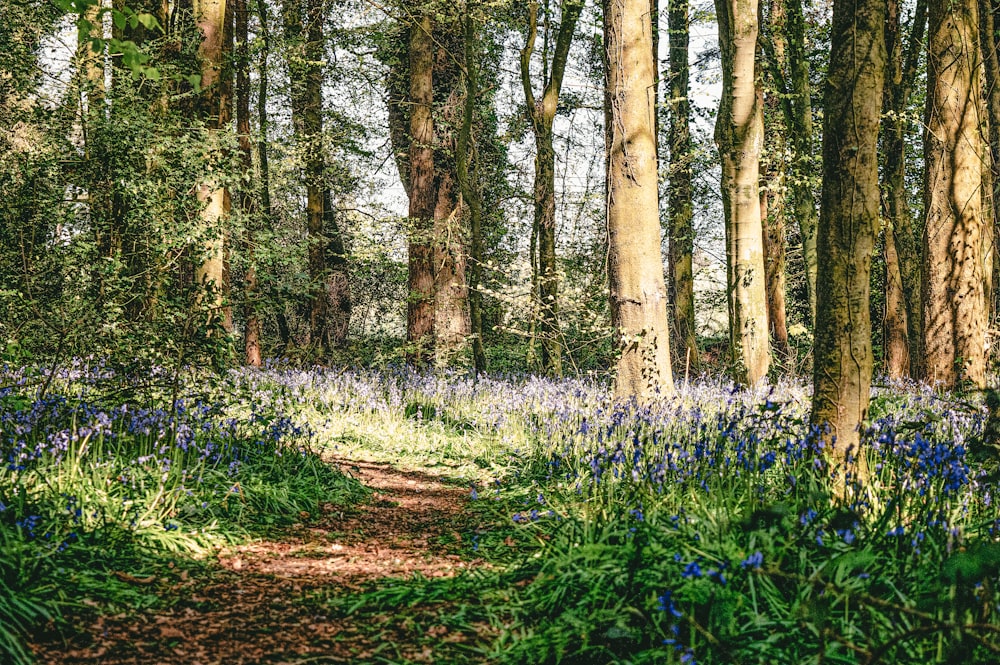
0,360 -> 319,555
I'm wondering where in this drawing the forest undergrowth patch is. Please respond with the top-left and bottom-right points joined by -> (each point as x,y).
8,363 -> 1000,663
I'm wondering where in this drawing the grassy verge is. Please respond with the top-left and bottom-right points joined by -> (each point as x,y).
7,363 -> 1000,664
257,368 -> 1000,664
0,361 -> 368,663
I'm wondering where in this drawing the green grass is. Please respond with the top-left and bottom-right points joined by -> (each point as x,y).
6,365 -> 1000,664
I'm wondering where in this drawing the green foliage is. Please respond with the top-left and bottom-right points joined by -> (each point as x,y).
0,363 -> 369,661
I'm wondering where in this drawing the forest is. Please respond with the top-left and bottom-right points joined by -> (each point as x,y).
5,0 -> 1000,661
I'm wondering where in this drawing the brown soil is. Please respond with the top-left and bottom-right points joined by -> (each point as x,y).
29,459 -> 490,665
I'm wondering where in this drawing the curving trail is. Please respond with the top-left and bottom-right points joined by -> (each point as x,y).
30,460 -> 487,664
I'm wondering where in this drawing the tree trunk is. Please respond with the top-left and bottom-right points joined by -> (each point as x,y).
715,0 -> 769,385
884,223 -> 910,377
429,23 -> 471,367
432,168 -> 470,367
811,0 -> 885,470
761,0 -> 790,363
981,0 -> 1000,320
760,154 -> 790,362
604,0 -> 674,399
283,0 -> 350,355
192,0 -> 232,333
254,0 -> 278,356
521,0 -> 583,377
784,0 -> 818,324
455,8 -> 487,373
921,0 -> 987,389
881,0 -> 926,379
406,12 -> 436,364
235,0 -> 260,366
667,0 -> 700,375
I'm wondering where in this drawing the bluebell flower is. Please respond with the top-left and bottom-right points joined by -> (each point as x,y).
682,561 -> 702,578
740,551 -> 763,569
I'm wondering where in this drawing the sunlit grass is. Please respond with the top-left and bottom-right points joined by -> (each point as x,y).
5,362 -> 1000,664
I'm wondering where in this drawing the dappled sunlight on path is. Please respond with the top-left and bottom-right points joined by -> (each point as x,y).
30,459 -> 485,665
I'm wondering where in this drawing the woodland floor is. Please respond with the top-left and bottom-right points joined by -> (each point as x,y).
29,459 -> 494,664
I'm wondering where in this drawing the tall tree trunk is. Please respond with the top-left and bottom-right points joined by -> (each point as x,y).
715,0 -> 769,385
667,0 -> 700,375
521,0 -> 583,377
255,0 -> 278,355
981,0 -> 1000,320
192,0 -> 232,334
236,0 -> 260,366
431,165 -> 470,366
455,7 -> 487,373
283,0 -> 351,355
881,0 -> 926,379
760,152 -> 790,362
406,12 -> 436,364
811,0 -> 885,471
784,0 -> 818,324
922,0 -> 987,389
429,21 -> 471,367
761,0 -> 790,363
604,0 -> 674,399
884,222 -> 910,377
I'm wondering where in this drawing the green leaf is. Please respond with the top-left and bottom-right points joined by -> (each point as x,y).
136,12 -> 160,31
111,9 -> 126,30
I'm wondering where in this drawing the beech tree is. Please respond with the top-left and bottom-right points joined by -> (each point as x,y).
283,0 -> 352,354
715,0 -> 769,385
520,0 -> 584,377
666,0 -> 700,373
921,0 -> 988,389
811,0 -> 885,468
760,0 -> 790,362
430,17 -> 471,367
881,0 -> 925,379
404,8 -> 437,363
236,0 -> 260,366
192,0 -> 233,333
983,0 -> 1000,317
604,0 -> 674,398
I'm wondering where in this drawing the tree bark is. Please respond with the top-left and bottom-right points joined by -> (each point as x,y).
431,165 -> 470,367
811,0 -> 885,470
881,0 -> 926,379
604,0 -> 674,399
236,0 -> 261,366
784,0 -> 818,324
667,0 -> 700,374
455,7 -> 487,373
921,0 -> 987,389
254,0 -> 279,356
980,0 -> 1000,320
406,12 -> 436,364
192,0 -> 232,334
761,0 -> 790,363
715,0 -> 769,385
521,0 -> 583,377
429,21 -> 471,367
283,0 -> 350,355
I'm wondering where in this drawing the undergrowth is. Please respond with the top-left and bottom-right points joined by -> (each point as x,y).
7,362 -> 1000,664
0,360 -> 368,663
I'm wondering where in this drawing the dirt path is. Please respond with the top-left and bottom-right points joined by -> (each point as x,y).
30,460 -> 488,665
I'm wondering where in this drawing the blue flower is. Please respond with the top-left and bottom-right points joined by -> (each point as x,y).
657,590 -> 683,618
740,551 -> 763,569
681,561 -> 702,578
